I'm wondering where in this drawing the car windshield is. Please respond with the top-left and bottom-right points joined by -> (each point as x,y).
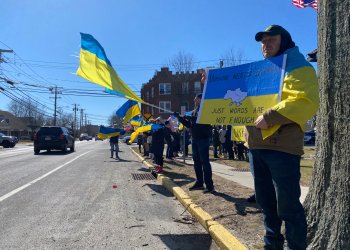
38,127 -> 62,135
0,133 -> 5,136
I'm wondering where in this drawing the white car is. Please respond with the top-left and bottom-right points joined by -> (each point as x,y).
122,136 -> 131,144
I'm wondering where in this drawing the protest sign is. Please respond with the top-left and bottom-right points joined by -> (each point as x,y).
197,54 -> 286,126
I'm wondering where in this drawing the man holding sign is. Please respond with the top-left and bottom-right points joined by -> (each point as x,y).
174,94 -> 214,193
200,25 -> 319,249
248,25 -> 319,250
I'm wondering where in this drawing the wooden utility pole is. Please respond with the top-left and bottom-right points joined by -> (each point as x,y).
50,86 -> 61,126
73,104 -> 79,138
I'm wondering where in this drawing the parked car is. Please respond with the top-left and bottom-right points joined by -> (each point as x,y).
304,130 -> 316,145
0,132 -> 17,148
79,133 -> 91,141
33,126 -> 75,154
122,135 -> 131,144
19,135 -> 31,141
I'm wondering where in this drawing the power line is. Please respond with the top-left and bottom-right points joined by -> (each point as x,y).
0,74 -> 54,108
0,87 -> 54,119
2,68 -> 144,89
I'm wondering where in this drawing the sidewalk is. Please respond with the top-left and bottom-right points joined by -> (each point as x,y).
132,150 -> 249,250
174,156 -> 309,203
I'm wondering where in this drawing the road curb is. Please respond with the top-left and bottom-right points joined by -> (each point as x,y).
131,150 -> 248,250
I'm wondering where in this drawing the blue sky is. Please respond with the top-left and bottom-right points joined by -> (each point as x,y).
0,0 -> 317,125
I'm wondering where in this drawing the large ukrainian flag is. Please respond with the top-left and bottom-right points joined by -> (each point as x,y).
116,100 -> 141,124
76,33 -> 143,103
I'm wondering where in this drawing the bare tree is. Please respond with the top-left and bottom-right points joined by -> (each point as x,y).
8,98 -> 48,126
220,47 -> 244,67
57,109 -> 74,128
108,113 -> 123,127
304,1 -> 350,249
167,50 -> 195,73
8,99 -> 26,117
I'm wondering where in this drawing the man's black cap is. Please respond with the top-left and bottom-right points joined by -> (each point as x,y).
255,25 -> 289,41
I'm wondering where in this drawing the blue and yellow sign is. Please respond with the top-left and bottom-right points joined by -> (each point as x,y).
231,126 -> 245,142
197,54 -> 286,126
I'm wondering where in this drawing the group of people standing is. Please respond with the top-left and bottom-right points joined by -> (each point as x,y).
212,125 -> 248,161
136,118 -> 190,174
110,24 -> 319,249
176,24 -> 319,250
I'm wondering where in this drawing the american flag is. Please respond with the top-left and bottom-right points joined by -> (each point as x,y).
292,0 -> 318,10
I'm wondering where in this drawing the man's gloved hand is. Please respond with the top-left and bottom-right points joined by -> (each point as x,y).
173,112 -> 180,118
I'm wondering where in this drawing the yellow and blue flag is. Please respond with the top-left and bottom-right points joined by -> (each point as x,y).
97,126 -> 125,139
129,124 -> 163,144
231,126 -> 245,142
261,46 -> 319,139
104,88 -> 125,98
76,33 -> 143,103
197,54 -> 286,126
129,115 -> 143,127
116,100 -> 141,124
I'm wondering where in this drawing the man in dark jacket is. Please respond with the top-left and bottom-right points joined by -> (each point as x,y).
109,124 -> 120,159
212,126 -> 220,158
224,125 -> 234,159
164,120 -> 174,159
174,94 -> 214,193
150,118 -> 165,173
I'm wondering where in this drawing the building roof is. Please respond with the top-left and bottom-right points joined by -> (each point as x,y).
0,110 -> 29,131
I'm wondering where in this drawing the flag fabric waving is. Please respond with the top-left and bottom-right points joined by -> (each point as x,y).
129,124 -> 163,144
97,126 -> 125,139
292,0 -> 318,10
129,115 -> 143,127
116,100 -> 141,124
76,33 -> 143,103
104,88 -> 126,98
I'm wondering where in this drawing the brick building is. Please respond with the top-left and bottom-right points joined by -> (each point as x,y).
140,67 -> 203,119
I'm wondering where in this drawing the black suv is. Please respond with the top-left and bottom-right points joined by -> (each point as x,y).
33,126 -> 75,154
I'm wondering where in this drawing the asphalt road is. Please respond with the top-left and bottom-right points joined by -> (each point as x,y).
0,141 -> 218,250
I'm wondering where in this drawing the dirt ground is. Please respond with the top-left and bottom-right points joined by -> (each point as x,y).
132,147 -> 265,249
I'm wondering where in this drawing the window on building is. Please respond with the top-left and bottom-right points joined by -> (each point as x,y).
159,83 -> 171,95
194,81 -> 201,94
146,91 -> 149,99
159,101 -> 171,113
180,101 -> 189,115
182,82 -> 189,94
151,87 -> 154,98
